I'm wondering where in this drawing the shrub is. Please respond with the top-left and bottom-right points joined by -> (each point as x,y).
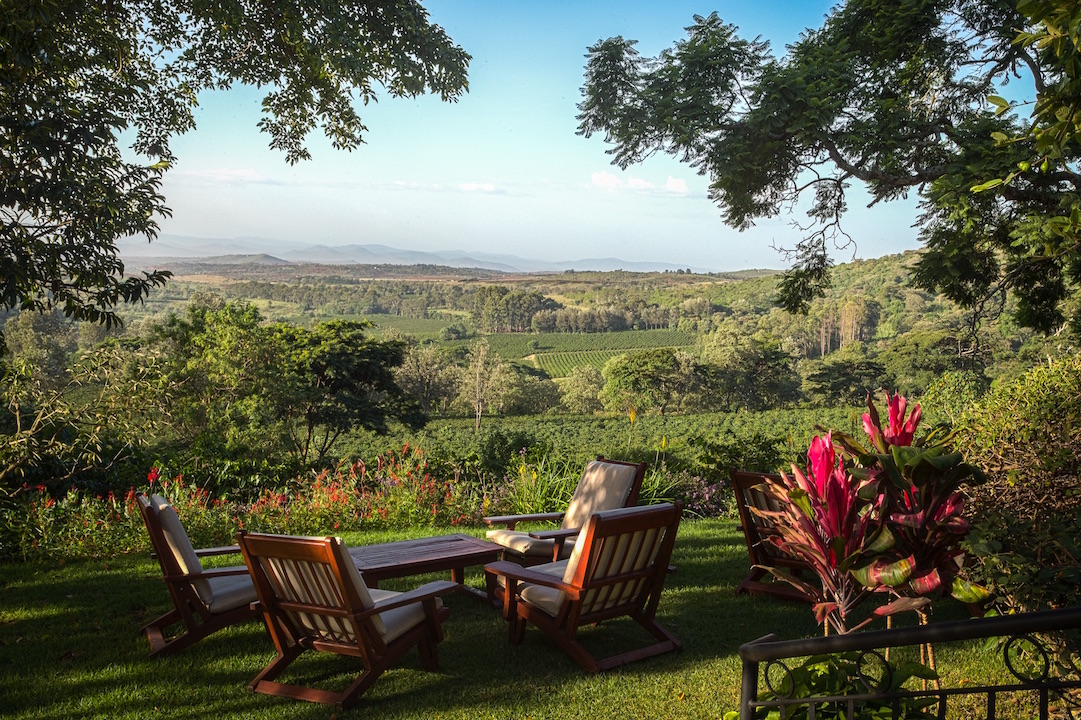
687,429 -> 789,477
490,454 -> 579,517
671,471 -> 732,518
956,354 -> 1081,614
3,486 -> 146,561
354,445 -> 478,527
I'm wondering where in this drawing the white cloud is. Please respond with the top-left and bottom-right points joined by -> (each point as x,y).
627,176 -> 655,191
180,167 -> 265,183
591,171 -> 622,190
459,182 -> 499,193
665,176 -> 689,194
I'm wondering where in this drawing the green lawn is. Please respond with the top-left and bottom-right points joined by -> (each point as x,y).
0,520 -> 1012,719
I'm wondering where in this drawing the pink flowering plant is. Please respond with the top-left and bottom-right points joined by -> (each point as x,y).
756,390 -> 988,634
753,433 -> 895,634
836,391 -> 989,614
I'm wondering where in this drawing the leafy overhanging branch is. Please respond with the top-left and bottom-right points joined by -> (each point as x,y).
578,1 -> 1081,332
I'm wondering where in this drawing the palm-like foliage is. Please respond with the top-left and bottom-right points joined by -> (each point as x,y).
753,434 -> 891,634
838,392 -> 989,612
755,391 -> 989,634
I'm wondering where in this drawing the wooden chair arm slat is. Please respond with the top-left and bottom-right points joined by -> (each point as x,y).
150,544 -> 241,560
485,561 -> 577,594
483,511 -> 565,527
365,580 -> 459,615
526,527 -> 579,540
194,544 -> 241,557
161,566 -> 251,582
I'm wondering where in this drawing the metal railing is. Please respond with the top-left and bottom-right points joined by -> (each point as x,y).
737,606 -> 1081,719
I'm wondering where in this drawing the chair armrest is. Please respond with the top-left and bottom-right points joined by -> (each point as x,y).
526,528 -> 579,541
483,511 -> 565,529
484,561 -> 577,594
194,544 -> 241,557
151,544 -> 241,560
161,566 -> 251,582
527,527 -> 580,561
362,580 -> 458,615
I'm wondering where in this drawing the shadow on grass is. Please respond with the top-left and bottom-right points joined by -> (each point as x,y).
0,519 -> 823,719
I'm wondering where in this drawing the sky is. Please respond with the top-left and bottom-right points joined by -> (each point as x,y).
154,1 -> 925,272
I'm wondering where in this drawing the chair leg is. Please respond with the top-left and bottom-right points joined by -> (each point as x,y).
736,567 -> 768,595
249,643 -> 377,709
142,608 -> 184,657
416,611 -> 447,672
142,601 -> 259,658
508,613 -> 526,645
249,643 -> 305,689
592,616 -> 681,672
334,664 -> 383,710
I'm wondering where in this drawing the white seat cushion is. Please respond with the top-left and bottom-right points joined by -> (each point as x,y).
516,559 -> 570,616
205,571 -> 258,613
485,528 -> 559,557
338,541 -> 386,637
150,494 -> 212,605
369,588 -> 443,644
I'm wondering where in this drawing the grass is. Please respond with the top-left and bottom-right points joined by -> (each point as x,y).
0,520 -> 1015,719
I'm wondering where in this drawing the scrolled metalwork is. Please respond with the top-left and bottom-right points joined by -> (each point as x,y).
764,659 -> 795,699
736,606 -> 1081,720
1003,633 -> 1052,684
855,649 -> 893,694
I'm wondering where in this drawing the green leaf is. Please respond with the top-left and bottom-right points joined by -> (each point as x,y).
970,178 -> 1003,193
865,524 -> 896,554
951,576 -> 993,604
788,487 -> 814,518
876,555 -> 916,587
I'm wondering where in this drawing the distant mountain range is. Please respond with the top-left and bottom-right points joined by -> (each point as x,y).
116,234 -> 721,274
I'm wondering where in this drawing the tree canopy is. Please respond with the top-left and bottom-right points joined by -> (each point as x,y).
1,0 -> 469,330
150,301 -> 423,468
578,0 -> 1081,332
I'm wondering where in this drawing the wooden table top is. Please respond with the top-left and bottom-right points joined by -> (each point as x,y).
347,533 -> 503,583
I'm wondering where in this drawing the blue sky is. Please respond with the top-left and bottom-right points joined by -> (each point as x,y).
155,1 -> 923,271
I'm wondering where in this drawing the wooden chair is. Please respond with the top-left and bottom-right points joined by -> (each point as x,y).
728,470 -> 813,603
485,502 -> 683,673
136,492 -> 260,657
236,531 -> 456,710
483,456 -> 647,564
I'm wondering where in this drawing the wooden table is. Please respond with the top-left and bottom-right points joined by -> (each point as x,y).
348,533 -> 502,601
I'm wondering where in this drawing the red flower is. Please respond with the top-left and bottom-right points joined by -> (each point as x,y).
862,391 -> 921,452
147,467 -> 161,483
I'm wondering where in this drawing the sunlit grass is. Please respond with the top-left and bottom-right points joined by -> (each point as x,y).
0,520 -> 1015,719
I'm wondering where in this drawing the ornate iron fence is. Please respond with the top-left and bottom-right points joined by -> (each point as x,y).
737,606 -> 1081,719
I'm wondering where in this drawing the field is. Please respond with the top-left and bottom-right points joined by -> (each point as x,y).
533,349 -> 624,377
439,327 -> 697,368
339,406 -> 869,480
357,314 -> 454,339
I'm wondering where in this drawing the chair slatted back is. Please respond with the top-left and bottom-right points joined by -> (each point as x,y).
238,533 -> 384,655
564,503 -> 681,619
729,470 -> 809,570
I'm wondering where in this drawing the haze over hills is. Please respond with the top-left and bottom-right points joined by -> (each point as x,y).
117,234 -> 739,274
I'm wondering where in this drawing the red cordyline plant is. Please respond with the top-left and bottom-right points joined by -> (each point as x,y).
753,434 -> 895,634
756,390 -> 988,635
835,391 -> 989,615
